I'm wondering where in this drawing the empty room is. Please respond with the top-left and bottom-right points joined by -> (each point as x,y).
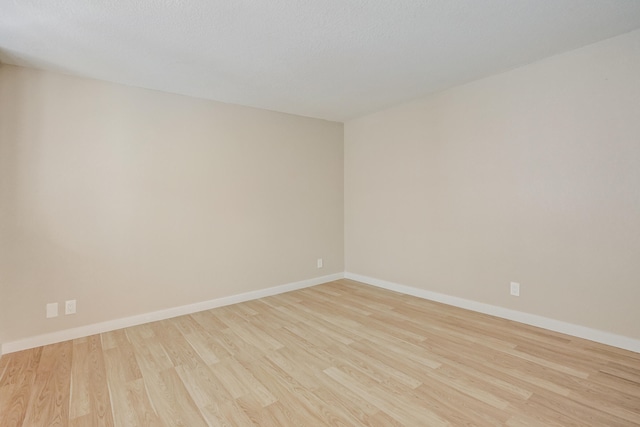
1,1 -> 639,426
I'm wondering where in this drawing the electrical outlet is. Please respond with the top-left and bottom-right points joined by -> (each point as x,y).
65,299 -> 76,315
46,302 -> 59,318
510,282 -> 520,297
317,258 -> 323,268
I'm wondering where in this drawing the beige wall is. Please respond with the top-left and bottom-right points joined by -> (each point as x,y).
345,30 -> 640,339
0,64 -> 344,345
2,30 -> 639,349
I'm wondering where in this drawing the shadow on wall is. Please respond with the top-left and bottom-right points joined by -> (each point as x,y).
0,62 -> 75,346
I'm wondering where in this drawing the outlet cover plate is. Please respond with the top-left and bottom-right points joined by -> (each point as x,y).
510,282 -> 520,297
65,299 -> 77,315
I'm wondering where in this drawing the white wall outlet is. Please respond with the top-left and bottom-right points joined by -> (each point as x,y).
317,258 -> 323,268
46,302 -> 59,318
65,299 -> 77,315
510,282 -> 520,297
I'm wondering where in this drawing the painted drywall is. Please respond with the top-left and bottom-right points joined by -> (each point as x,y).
0,64 -> 344,345
345,29 -> 640,340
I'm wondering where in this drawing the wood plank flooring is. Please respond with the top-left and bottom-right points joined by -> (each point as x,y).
1,279 -> 639,426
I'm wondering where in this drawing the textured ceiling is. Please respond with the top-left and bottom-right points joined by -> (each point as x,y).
2,1 -> 640,121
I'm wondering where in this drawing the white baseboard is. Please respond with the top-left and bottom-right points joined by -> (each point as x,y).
5,271 -> 638,355
344,272 -> 640,354
1,272 -> 344,355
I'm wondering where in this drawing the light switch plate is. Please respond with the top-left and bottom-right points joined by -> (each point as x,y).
46,302 -> 59,318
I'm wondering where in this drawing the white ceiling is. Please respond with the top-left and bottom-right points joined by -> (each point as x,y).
2,1 -> 640,121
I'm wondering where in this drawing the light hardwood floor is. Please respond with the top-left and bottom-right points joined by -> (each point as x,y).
1,279 -> 639,426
